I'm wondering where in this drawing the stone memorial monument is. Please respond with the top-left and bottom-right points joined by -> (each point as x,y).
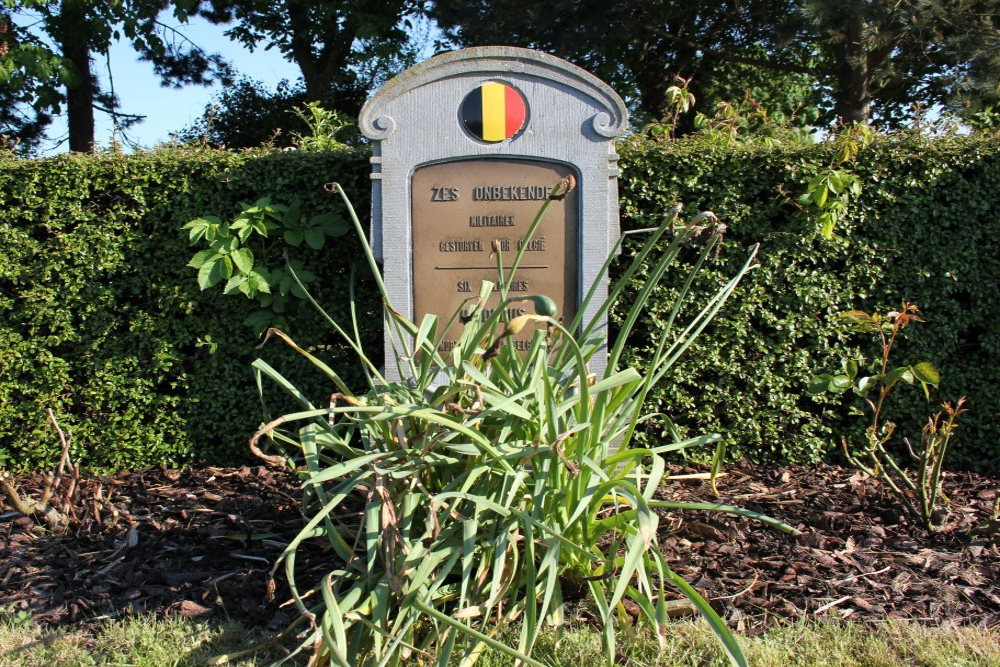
359,46 -> 628,380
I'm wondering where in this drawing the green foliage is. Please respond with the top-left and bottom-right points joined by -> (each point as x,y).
198,0 -> 421,107
176,77 -> 305,150
430,0 -> 815,128
641,77 -> 697,140
694,46 -> 825,131
798,0 -> 1000,125
244,183 -> 791,666
0,146 -> 371,471
183,194 -> 350,333
1,1 -> 230,152
431,0 -> 1000,127
0,18 -> 66,154
963,106 -> 1000,132
807,303 -> 965,530
640,80 -> 818,151
795,123 -> 873,239
1,132 -> 998,473
176,79 -> 364,150
288,102 -> 354,153
617,131 -> 1000,471
691,98 -> 814,148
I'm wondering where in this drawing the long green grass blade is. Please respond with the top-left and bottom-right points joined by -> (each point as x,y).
411,599 -> 546,667
661,555 -> 747,667
650,500 -> 800,533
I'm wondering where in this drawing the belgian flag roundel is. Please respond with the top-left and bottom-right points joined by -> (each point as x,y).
461,82 -> 527,143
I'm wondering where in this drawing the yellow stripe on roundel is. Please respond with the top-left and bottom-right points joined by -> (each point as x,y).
481,82 -> 507,142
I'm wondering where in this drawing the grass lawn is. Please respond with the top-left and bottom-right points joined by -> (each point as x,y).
0,613 -> 278,666
2,613 -> 998,666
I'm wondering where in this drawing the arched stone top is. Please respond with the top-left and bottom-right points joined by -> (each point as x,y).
359,46 -> 629,141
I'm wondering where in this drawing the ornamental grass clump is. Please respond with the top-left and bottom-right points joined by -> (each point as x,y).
238,179 -> 793,667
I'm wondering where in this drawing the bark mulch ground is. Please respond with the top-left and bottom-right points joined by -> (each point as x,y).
657,464 -> 999,633
1,463 -> 998,634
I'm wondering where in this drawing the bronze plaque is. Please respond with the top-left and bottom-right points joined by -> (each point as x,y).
411,159 -> 578,353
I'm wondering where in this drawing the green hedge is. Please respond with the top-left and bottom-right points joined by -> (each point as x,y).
617,132 -> 1000,470
1,134 -> 997,471
0,148 -> 374,471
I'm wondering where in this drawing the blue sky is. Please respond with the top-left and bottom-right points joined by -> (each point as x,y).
32,13 -> 440,154
88,16 -> 299,153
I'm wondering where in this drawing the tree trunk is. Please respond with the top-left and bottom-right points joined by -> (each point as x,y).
634,61 -> 671,121
284,0 -> 355,101
54,0 -> 96,152
831,13 -> 870,125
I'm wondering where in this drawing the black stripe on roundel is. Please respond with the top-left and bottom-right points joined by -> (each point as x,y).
461,87 -> 484,139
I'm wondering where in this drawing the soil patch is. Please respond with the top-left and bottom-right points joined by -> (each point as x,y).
2,463 -> 997,634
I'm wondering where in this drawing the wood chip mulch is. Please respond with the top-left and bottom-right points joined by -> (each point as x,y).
657,464 -> 1000,633
1,463 -> 998,634
0,465 -> 325,630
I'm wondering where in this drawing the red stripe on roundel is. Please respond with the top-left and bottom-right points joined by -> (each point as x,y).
504,85 -> 526,138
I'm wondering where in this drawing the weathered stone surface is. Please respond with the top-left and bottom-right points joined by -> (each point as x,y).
360,46 -> 627,379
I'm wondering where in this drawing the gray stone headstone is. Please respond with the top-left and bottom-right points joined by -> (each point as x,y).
359,46 -> 628,380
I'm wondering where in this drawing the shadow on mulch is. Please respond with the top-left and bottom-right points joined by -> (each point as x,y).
0,465 -> 329,631
2,463 -> 998,634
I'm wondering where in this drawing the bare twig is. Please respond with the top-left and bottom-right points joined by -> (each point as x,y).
712,573 -> 760,601
833,566 -> 891,586
0,408 -> 74,532
813,595 -> 852,614
38,408 -> 71,506
0,471 -> 37,516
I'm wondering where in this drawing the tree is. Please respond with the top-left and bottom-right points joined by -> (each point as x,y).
175,76 -> 356,149
798,0 -> 1000,125
171,0 -> 426,149
0,1 -> 229,152
0,9 -> 64,152
198,0 -> 422,111
430,0 -> 817,128
431,0 -> 1000,128
0,87 -> 47,153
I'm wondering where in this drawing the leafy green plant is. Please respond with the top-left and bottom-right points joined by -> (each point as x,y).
288,102 -> 353,153
963,106 -> 1000,133
808,303 -> 966,530
691,96 -> 814,148
639,76 -> 696,141
796,122 -> 873,238
183,196 -> 349,333
239,181 -> 795,666
617,133 -> 1000,471
5,134 -> 999,474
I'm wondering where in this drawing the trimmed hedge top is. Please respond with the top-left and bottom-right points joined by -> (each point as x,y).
1,133 -> 997,471
0,147 -> 373,471
617,133 -> 999,471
